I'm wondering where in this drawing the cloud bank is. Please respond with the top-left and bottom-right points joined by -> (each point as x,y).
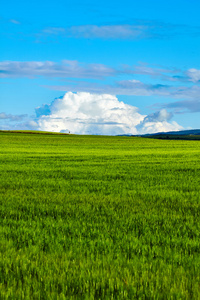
1,60 -> 200,85
36,92 -> 182,135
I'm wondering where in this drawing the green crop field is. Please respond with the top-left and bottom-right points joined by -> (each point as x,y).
1,131 -> 200,299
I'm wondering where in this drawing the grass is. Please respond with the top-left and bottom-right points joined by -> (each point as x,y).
1,131 -> 200,299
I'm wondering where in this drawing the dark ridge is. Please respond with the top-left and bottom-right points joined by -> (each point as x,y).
134,129 -> 200,140
146,129 -> 200,136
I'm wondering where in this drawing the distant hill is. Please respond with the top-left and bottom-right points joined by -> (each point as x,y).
139,129 -> 200,140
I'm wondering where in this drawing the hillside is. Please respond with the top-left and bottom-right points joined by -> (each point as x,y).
1,132 -> 200,298
140,129 -> 200,140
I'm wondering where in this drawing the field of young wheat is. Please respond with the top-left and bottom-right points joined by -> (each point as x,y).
1,131 -> 200,299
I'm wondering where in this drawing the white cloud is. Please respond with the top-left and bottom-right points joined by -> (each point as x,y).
0,60 -> 116,79
44,80 -> 173,97
10,19 -> 20,25
39,22 -> 200,41
187,69 -> 200,83
0,112 -> 27,121
42,27 -> 66,35
133,64 -> 171,77
0,117 -> 38,131
0,112 -> 38,131
1,60 -> 200,90
141,109 -> 173,123
164,99 -> 200,113
68,25 -> 150,39
137,120 -> 183,134
136,109 -> 183,134
36,92 -> 182,135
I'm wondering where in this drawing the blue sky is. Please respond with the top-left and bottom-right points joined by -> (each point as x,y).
1,0 -> 200,134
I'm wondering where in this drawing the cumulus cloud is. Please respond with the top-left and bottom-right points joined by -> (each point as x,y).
141,109 -> 172,123
36,92 -> 182,135
137,120 -> 182,134
136,109 -> 183,134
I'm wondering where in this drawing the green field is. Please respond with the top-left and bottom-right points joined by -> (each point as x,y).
1,131 -> 200,299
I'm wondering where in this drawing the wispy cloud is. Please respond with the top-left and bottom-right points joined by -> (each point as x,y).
38,24 -> 152,41
170,85 -> 200,100
0,120 -> 38,131
43,79 -> 175,97
42,27 -> 66,35
9,19 -> 21,25
0,112 -> 27,121
0,60 -> 116,79
125,63 -> 200,84
39,21 -> 200,40
1,60 -> 200,116
150,85 -> 200,114
1,60 -> 199,85
130,64 -> 180,80
0,17 -> 21,25
2,18 -> 200,42
67,24 -> 150,39
0,112 -> 38,131
164,99 -> 200,114
186,69 -> 200,83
